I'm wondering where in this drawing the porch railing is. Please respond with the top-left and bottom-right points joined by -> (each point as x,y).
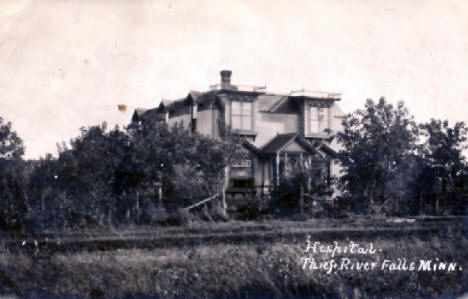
183,194 -> 219,212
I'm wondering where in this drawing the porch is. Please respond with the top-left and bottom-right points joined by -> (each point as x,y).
225,133 -> 336,211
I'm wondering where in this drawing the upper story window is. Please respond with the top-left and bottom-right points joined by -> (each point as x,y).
310,106 -> 329,135
231,101 -> 252,131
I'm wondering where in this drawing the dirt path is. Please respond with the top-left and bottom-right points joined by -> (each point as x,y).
2,218 -> 466,254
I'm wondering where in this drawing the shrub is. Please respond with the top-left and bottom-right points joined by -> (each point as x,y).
140,200 -> 168,224
152,205 -> 169,224
167,208 -> 190,226
267,157 -> 330,218
234,195 -> 263,220
210,200 -> 229,222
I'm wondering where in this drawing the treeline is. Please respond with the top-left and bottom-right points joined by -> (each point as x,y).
336,98 -> 468,215
0,117 -> 242,231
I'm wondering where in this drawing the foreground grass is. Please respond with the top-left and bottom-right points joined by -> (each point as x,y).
0,222 -> 466,298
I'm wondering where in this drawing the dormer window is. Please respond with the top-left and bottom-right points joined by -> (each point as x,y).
310,106 -> 329,135
231,101 -> 252,131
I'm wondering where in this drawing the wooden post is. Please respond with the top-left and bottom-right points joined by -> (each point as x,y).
222,166 -> 229,212
261,161 -> 265,204
300,184 -> 304,215
136,191 -> 140,224
217,172 -> 227,217
276,153 -> 280,185
158,185 -> 162,207
222,187 -> 226,213
284,152 -> 288,177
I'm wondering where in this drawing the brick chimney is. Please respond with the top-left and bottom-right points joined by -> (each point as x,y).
220,70 -> 232,89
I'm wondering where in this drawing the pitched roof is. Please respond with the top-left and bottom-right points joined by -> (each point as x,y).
267,96 -> 290,112
161,99 -> 173,106
134,108 -> 148,115
134,107 -> 165,122
312,141 -> 338,158
161,91 -> 221,116
132,108 -> 151,121
261,133 -> 296,154
260,133 -> 319,154
242,140 -> 261,155
187,91 -> 202,103
165,97 -> 190,117
256,94 -> 302,113
196,91 -> 219,109
135,87 -> 339,122
256,95 -> 285,111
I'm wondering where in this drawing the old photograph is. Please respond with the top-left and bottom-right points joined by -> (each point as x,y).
0,0 -> 467,298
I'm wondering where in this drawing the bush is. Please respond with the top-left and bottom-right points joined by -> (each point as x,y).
234,195 -> 263,220
266,157 -> 330,219
210,200 -> 229,222
167,208 -> 191,226
140,200 -> 168,224
153,206 -> 169,224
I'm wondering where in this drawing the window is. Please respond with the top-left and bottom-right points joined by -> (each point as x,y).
309,106 -> 329,135
232,159 -> 252,168
231,101 -> 252,131
231,158 -> 252,178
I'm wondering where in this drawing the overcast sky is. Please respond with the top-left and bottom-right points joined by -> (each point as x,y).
1,0 -> 467,159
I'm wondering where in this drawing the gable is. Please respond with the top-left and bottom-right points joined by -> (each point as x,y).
283,140 -> 307,152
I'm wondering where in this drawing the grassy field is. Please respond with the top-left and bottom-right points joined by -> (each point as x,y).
0,218 -> 467,298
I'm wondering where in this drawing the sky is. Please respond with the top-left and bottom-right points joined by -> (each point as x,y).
0,0 -> 467,159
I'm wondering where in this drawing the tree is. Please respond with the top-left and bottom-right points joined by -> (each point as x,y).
27,123 -> 130,227
417,119 -> 468,214
336,98 -> 418,214
0,117 -> 24,159
58,123 -> 129,225
24,117 -> 244,229
0,117 -> 27,231
127,118 -> 243,214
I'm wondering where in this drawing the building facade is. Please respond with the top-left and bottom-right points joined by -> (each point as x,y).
132,70 -> 345,202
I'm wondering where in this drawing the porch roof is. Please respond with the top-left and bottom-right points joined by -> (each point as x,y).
312,141 -> 338,158
260,133 -> 319,155
242,140 -> 262,155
